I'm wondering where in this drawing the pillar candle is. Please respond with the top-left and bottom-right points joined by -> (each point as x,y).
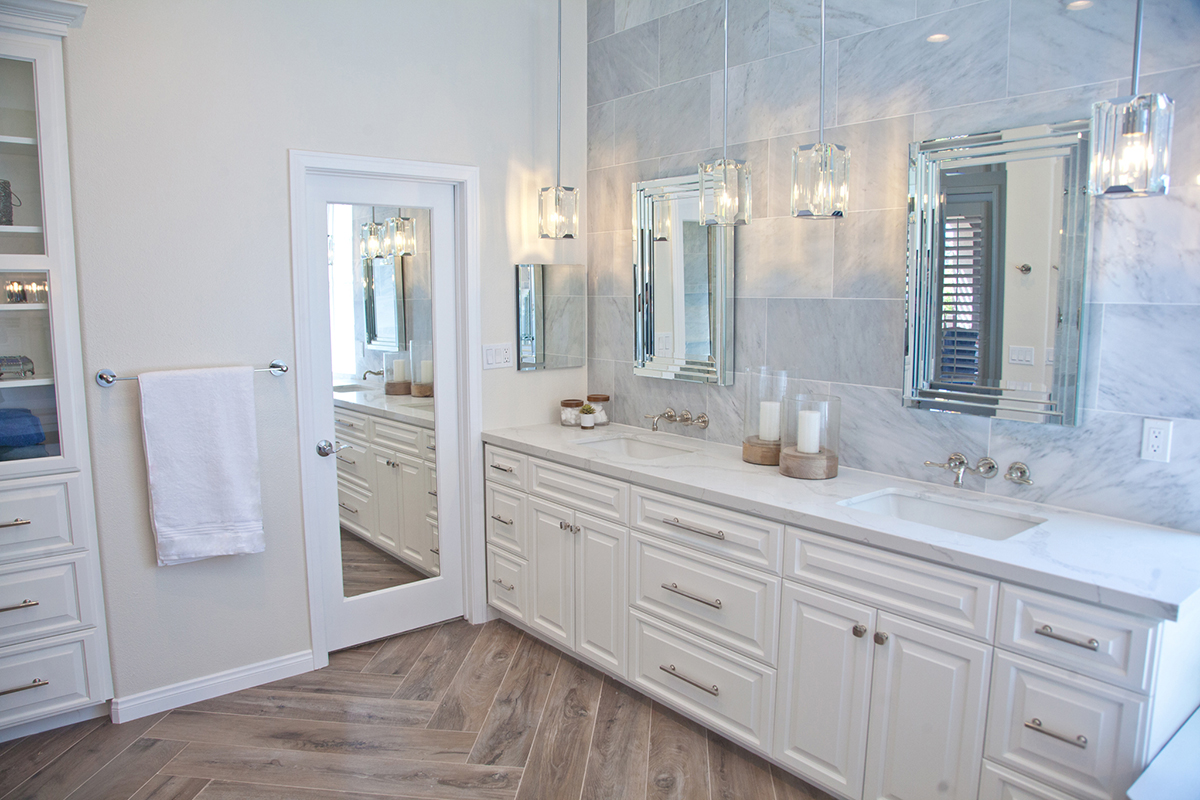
420,360 -> 434,384
797,409 -> 822,454
758,401 -> 781,442
392,357 -> 409,381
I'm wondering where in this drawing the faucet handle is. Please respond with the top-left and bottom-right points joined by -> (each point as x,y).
970,456 -> 999,479
661,407 -> 678,423
693,413 -> 709,429
678,410 -> 693,424
924,453 -> 968,471
1004,462 -> 1034,485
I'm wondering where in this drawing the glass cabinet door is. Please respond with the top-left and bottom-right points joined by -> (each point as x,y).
0,270 -> 58,460
0,57 -> 44,255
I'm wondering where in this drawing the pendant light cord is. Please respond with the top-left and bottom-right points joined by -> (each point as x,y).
722,0 -> 729,160
557,0 -> 563,187
818,0 -> 826,145
1130,0 -> 1144,96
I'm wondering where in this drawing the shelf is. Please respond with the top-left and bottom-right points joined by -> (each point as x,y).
0,136 -> 38,157
0,378 -> 53,388
0,227 -> 43,235
0,303 -> 47,311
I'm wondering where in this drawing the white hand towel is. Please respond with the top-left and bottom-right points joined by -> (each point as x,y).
139,366 -> 266,566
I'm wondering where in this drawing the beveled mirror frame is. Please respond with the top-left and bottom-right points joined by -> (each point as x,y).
904,120 -> 1091,425
632,175 -> 735,385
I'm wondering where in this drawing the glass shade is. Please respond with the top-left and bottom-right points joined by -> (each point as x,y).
539,185 -> 579,239
742,367 -> 790,465
360,222 -> 381,259
699,158 -> 751,226
780,392 -> 840,479
1089,93 -> 1174,197
792,142 -> 850,218
652,198 -> 671,241
388,216 -> 416,256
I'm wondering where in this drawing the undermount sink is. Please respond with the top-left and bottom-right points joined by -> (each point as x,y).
839,489 -> 1045,540
577,433 -> 695,461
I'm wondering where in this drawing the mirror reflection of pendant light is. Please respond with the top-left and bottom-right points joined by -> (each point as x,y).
1089,0 -> 1174,197
700,0 -> 751,226
791,0 -> 849,218
360,220 -> 381,259
652,198 -> 672,241
386,216 -> 416,256
539,0 -> 579,238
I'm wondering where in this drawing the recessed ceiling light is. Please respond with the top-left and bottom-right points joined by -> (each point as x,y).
1067,1 -> 1093,9
926,33 -> 950,43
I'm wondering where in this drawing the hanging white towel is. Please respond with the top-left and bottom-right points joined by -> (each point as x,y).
138,366 -> 266,566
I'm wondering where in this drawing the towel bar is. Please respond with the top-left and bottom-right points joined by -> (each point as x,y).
95,360 -> 289,387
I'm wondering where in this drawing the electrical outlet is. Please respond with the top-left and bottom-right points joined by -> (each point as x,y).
1141,418 -> 1173,462
483,343 -> 515,370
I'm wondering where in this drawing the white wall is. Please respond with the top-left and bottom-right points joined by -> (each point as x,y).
63,0 -> 587,698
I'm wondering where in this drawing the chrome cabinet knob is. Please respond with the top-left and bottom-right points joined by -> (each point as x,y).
852,624 -> 868,638
873,631 -> 889,645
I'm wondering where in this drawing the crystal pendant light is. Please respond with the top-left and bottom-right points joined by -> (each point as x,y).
386,216 -> 416,256
652,198 -> 672,241
539,0 -> 579,238
360,221 -> 381,259
1089,0 -> 1174,197
791,0 -> 849,218
700,0 -> 751,226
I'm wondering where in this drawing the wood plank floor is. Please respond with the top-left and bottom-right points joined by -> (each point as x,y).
0,618 -> 837,800
341,530 -> 427,597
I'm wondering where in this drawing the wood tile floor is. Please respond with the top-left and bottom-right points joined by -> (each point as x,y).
341,529 -> 427,597
0,618 -> 835,800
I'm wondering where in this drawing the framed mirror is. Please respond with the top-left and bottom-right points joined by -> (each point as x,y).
905,121 -> 1090,425
516,263 -> 586,370
633,175 -> 735,385
364,254 -> 403,351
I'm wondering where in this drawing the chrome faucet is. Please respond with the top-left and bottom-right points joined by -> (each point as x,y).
1004,462 -> 1034,485
924,453 -> 998,488
643,407 -> 676,432
643,407 -> 710,432
362,369 -> 384,380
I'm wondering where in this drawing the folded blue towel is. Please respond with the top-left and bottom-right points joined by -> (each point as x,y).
0,409 -> 46,448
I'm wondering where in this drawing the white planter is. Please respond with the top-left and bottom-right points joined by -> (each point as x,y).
581,413 -> 595,430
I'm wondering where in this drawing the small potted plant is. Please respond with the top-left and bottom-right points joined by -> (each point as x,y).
580,403 -> 596,430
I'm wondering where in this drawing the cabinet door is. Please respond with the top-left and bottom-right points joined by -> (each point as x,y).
863,612 -> 992,800
370,452 -> 400,554
527,497 -> 575,648
775,582 -> 876,800
396,454 -> 430,571
575,513 -> 625,674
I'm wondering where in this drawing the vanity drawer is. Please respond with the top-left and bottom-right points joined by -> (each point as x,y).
631,488 -> 782,573
998,585 -> 1157,693
0,556 -> 93,647
979,761 -> 1080,800
985,651 -> 1146,800
0,631 -> 101,730
529,457 -> 627,524
785,529 -> 998,641
422,428 -> 437,460
425,464 -> 438,520
373,419 -> 422,457
486,484 -> 527,558
631,533 -> 779,664
334,437 -> 372,489
333,408 -> 370,442
630,610 -> 775,753
337,480 -> 373,539
485,446 -> 527,491
487,546 -> 528,623
0,477 -> 80,564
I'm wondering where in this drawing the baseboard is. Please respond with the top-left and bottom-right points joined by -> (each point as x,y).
0,702 -> 110,744
110,650 -> 314,724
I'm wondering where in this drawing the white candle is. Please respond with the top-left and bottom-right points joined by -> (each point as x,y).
392,357 -> 409,381
796,409 -> 822,454
758,401 -> 781,442
420,360 -> 434,384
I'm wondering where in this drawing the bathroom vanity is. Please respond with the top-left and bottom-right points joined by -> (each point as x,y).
482,423 -> 1200,800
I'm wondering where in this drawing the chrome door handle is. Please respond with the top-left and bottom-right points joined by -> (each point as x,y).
659,664 -> 718,696
338,502 -> 358,515
490,514 -> 513,526
1035,625 -> 1099,651
316,440 -> 335,457
0,678 -> 48,697
492,577 -> 514,591
661,582 -> 722,609
490,464 -> 514,473
1025,718 -> 1087,748
0,519 -> 31,529
661,517 -> 726,540
0,599 -> 38,614
852,624 -> 868,638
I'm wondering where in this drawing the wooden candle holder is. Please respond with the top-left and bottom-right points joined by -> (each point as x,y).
742,436 -> 782,466
779,447 -> 838,480
412,382 -> 434,397
385,380 -> 412,396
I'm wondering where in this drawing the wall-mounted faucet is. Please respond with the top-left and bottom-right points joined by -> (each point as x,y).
362,369 -> 383,380
923,453 -> 998,488
1004,462 -> 1034,485
644,407 -> 709,432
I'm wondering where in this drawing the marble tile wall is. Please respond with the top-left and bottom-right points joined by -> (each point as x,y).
586,0 -> 1200,533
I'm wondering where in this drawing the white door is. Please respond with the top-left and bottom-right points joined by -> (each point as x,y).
863,612 -> 992,800
528,497 -> 575,648
575,513 -> 625,673
299,172 -> 463,652
775,582 -> 876,800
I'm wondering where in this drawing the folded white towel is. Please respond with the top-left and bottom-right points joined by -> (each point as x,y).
139,366 -> 266,566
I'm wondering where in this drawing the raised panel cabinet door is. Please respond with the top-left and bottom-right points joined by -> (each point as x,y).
863,612 -> 992,800
396,453 -> 429,570
575,513 -> 626,674
527,497 -> 575,648
774,582 -> 876,800
370,451 -> 402,554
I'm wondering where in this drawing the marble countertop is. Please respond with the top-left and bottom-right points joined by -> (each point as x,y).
482,423 -> 1200,621
333,387 -> 434,429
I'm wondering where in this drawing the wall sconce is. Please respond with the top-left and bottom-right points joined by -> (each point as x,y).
539,0 -> 579,239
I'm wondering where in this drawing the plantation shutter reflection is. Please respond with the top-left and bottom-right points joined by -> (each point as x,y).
937,213 -> 986,384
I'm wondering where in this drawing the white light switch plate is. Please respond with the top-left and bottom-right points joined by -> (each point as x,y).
655,333 -> 673,357
1009,346 -> 1035,365
1141,418 -> 1172,462
484,343 -> 514,370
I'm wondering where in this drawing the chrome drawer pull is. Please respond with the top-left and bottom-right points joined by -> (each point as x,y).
490,464 -> 515,473
336,456 -> 355,465
428,491 -> 438,498
1025,718 -> 1087,748
426,444 -> 436,452
662,517 -> 726,541
430,547 -> 440,554
659,664 -> 719,696
0,599 -> 38,613
492,577 -> 514,591
1035,624 -> 1100,651
334,420 -> 356,428
661,582 -> 722,609
0,519 -> 32,529
491,514 -> 514,526
0,678 -> 48,697
338,502 -> 359,515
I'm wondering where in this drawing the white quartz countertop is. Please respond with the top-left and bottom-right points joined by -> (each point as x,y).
333,388 -> 434,429
482,423 -> 1200,621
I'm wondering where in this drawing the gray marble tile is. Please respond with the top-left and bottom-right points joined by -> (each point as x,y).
1088,192 -> 1200,305
614,366 -> 711,438
1097,303 -> 1200,420
734,215 -> 833,298
719,43 -> 833,144
587,294 -> 636,362
1080,303 -> 1103,411
735,297 -> 768,371
660,76 -> 712,157
703,382 -> 743,445
587,159 -> 658,233
657,139 -> 769,220
1140,0 -> 1200,75
588,102 -> 615,170
833,382 -> 993,490
765,298 -> 904,387
660,0 -> 770,85
837,0 -> 1008,125
589,19 -> 659,105
616,0 -> 698,31
918,0 -> 986,12
588,356 -> 617,397
986,410 -> 1200,534
912,82 -> 1120,142
588,231 -> 615,297
832,208 -> 907,298
768,0 -> 917,55
613,230 -> 636,296
589,0 -> 616,41
614,88 -> 661,163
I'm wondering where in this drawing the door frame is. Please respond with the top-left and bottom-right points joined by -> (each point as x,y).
288,151 -> 486,667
